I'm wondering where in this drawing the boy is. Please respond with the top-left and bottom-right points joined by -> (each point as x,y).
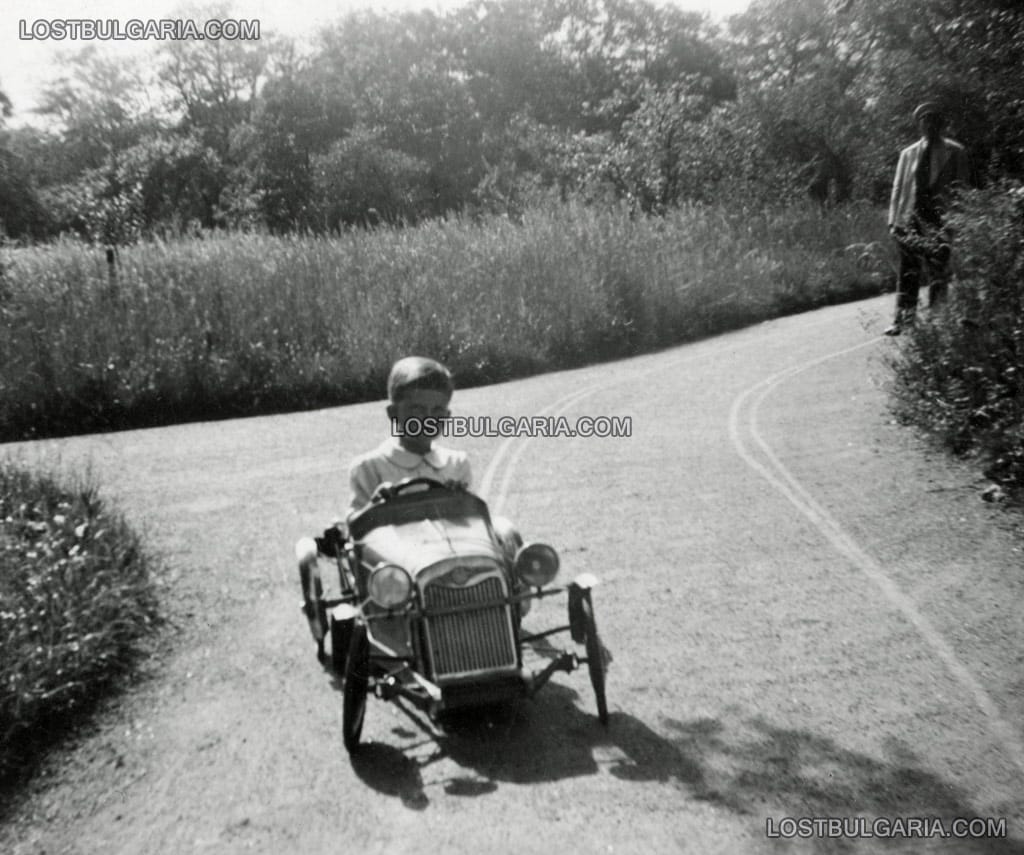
347,355 -> 471,514
314,356 -> 470,558
301,356 -> 530,658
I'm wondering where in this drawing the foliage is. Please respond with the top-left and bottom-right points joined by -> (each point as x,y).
0,135 -> 47,239
312,127 -> 432,228
0,201 -> 887,440
851,0 -> 1024,186
722,0 -> 878,202
0,462 -> 158,782
1,0 -> 1021,236
889,184 -> 1024,494
36,47 -> 156,174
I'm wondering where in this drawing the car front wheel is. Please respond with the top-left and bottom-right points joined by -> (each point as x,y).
342,624 -> 369,752
580,596 -> 609,725
330,614 -> 354,676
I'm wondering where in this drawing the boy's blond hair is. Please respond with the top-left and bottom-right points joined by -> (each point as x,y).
387,356 -> 454,403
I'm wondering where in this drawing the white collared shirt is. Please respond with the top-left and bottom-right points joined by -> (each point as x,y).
348,437 -> 472,513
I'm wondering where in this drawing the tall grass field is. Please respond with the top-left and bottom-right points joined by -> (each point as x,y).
1,201 -> 890,441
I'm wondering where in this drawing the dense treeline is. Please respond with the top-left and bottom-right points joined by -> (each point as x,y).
0,0 -> 1022,241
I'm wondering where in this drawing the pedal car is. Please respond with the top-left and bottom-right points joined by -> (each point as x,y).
296,477 -> 609,751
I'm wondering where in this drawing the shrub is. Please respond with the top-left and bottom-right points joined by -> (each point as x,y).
889,183 -> 1024,493
0,462 -> 158,783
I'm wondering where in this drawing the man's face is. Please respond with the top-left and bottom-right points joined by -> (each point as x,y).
918,113 -> 944,142
388,388 -> 451,454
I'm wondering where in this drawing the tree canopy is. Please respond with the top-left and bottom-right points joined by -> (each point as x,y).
0,0 -> 1021,239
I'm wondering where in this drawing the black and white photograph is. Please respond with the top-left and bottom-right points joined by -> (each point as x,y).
1,0 -> 1022,852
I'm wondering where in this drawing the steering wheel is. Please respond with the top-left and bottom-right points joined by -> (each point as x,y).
370,477 -> 454,503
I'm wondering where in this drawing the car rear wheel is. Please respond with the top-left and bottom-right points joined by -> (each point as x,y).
343,624 -> 369,752
581,597 -> 609,725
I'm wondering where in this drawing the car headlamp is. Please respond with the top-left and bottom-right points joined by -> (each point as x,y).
368,564 -> 413,608
514,542 -> 560,587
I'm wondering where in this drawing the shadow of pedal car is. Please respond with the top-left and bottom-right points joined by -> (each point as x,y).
296,477 -> 609,752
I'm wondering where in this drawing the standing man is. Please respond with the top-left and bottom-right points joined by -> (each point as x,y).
886,102 -> 970,335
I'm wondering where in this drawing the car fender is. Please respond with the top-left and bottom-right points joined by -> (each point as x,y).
571,572 -> 599,591
295,537 -> 318,566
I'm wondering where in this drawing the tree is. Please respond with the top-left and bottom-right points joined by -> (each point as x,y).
36,46 -> 157,173
547,0 -> 734,131
851,0 -> 1024,181
0,134 -> 47,238
722,0 -> 878,202
0,82 -> 48,238
158,22 -> 271,159
312,127 -> 431,229
234,54 -> 357,231
315,9 -> 484,216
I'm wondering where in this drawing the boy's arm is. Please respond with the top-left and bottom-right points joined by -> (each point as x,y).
348,458 -> 376,514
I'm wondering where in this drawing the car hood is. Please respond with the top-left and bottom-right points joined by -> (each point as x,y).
359,512 -> 502,577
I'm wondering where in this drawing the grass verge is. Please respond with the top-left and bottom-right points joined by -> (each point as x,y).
0,199 -> 891,441
0,461 -> 159,787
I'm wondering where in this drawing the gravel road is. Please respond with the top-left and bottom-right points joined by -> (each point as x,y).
3,295 -> 1023,854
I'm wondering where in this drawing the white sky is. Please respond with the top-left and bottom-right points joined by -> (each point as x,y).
1,0 -> 750,125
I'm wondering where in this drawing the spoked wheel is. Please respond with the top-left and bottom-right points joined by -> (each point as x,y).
343,624 -> 370,752
330,614 -> 354,676
580,596 -> 609,725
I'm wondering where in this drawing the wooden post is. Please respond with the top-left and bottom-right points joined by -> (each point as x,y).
105,245 -> 117,297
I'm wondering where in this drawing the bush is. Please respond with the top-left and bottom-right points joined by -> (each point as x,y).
889,183 -> 1024,493
0,462 -> 158,783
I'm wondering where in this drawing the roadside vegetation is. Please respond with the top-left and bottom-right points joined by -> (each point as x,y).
0,0 -> 1018,456
889,183 -> 1024,499
0,462 -> 158,785
0,201 -> 889,440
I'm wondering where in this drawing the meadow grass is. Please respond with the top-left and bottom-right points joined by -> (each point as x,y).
0,200 -> 891,440
0,461 -> 158,786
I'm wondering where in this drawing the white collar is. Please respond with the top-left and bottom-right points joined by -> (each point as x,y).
379,436 -> 445,469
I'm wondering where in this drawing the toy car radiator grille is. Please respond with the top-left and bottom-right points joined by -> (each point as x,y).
423,576 -> 517,678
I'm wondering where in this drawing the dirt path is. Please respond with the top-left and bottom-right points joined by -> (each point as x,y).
3,295 -> 1023,854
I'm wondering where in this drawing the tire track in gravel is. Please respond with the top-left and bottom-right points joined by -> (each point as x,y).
479,311 -> 843,516
727,336 -> 1024,789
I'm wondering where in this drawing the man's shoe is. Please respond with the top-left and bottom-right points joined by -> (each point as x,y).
884,324 -> 901,336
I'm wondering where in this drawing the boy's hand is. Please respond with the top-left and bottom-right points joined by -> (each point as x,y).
370,481 -> 395,502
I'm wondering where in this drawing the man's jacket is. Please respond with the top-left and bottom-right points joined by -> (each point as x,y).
889,137 -> 970,229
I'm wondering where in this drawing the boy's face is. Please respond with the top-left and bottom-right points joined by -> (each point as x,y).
388,388 -> 451,455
